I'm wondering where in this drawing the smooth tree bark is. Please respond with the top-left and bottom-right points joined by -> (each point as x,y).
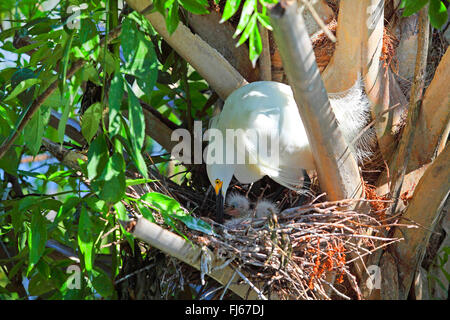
270,0 -> 363,201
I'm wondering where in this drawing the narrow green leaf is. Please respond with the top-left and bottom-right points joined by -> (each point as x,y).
81,102 -> 102,142
85,197 -> 107,213
126,178 -> 156,187
24,105 -> 50,155
125,86 -> 145,148
108,66 -> 124,137
233,0 -> 257,38
57,32 -> 75,143
257,13 -> 273,30
87,134 -> 108,180
249,17 -> 263,67
4,78 -> 41,102
166,0 -> 180,35
78,205 -> 94,272
121,17 -> 158,97
221,0 -> 242,22
236,13 -> 257,47
28,209 -> 47,274
428,0 -> 448,29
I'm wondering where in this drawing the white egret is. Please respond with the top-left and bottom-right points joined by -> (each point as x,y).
207,80 -> 371,223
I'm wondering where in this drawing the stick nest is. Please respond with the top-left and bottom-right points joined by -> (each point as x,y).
186,195 -> 404,300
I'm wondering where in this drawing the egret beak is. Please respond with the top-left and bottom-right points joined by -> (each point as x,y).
214,179 -> 224,224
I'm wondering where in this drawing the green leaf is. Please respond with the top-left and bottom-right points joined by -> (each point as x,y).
28,209 -> 47,274
28,271 -> 55,296
114,201 -> 128,221
0,146 -> 19,175
87,134 -> 108,180
121,17 -> 158,97
166,0 -> 180,34
249,16 -> 263,67
57,32 -> 75,143
428,0 -> 448,29
24,105 -> 51,155
402,0 -> 428,17
78,205 -> 94,272
108,66 -> 124,137
257,13 -> 273,30
140,192 -> 214,235
4,78 -> 41,102
91,268 -> 114,298
126,178 -> 156,187
85,197 -> 107,213
98,153 -> 126,204
236,12 -> 257,47
221,0 -> 242,22
136,202 -> 155,222
173,211 -> 215,235
125,83 -> 148,178
78,18 -> 100,60
81,102 -> 102,142
178,0 -> 210,15
233,0 -> 257,38
53,196 -> 80,224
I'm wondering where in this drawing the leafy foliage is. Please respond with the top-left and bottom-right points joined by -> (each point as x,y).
400,0 -> 448,28
0,0 -> 213,300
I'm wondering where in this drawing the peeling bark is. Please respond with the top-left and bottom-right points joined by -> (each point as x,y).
391,144 -> 450,299
409,47 -> 450,170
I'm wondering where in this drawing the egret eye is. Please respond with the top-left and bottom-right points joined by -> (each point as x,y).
215,179 -> 220,184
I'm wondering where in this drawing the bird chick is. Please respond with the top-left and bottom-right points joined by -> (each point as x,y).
254,199 -> 279,218
224,193 -> 251,227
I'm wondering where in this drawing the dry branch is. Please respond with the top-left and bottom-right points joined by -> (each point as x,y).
124,0 -> 248,100
270,0 -> 362,201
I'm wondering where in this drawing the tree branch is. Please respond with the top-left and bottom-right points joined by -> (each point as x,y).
121,217 -> 269,300
270,0 -> 363,201
409,47 -> 450,170
391,144 -> 449,299
389,7 -> 430,214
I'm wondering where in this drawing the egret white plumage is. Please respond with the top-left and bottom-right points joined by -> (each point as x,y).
206,80 -> 371,223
